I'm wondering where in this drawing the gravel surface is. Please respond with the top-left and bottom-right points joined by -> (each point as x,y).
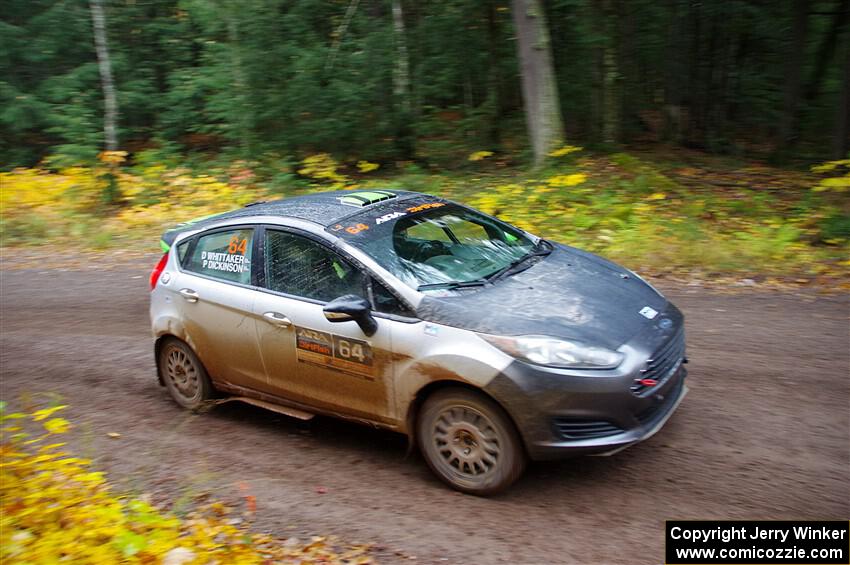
1,265 -> 847,564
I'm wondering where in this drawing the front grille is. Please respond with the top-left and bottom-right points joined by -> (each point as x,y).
636,377 -> 684,426
554,419 -> 624,440
631,328 -> 685,396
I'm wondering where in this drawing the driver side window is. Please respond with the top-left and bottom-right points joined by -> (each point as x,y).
264,230 -> 365,302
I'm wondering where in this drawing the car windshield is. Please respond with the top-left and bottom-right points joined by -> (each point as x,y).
330,201 -> 538,291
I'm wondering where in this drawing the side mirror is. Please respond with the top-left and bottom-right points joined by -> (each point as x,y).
323,295 -> 378,337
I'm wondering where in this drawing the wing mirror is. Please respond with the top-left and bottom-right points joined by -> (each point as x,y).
323,295 -> 378,337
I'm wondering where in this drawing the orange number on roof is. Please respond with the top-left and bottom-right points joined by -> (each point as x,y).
345,223 -> 369,235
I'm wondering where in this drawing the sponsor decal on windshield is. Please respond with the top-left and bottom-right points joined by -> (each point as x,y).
375,211 -> 407,225
405,202 -> 445,213
326,197 -> 447,239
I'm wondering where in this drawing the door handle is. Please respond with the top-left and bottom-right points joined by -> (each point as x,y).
263,311 -> 292,327
179,288 -> 199,302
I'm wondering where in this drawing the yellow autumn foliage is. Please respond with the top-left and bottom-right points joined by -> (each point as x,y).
546,173 -> 587,188
0,403 -> 373,564
0,163 -> 271,247
467,150 -> 493,162
547,145 -> 582,158
0,153 -> 846,281
356,160 -> 380,174
297,153 -> 350,189
811,159 -> 850,193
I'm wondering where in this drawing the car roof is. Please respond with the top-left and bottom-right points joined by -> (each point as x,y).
161,189 -> 431,249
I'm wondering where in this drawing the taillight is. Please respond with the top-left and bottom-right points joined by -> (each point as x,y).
150,252 -> 169,290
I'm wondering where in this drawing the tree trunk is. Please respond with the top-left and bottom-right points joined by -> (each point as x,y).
617,0 -> 635,142
834,40 -> 850,158
89,0 -> 118,152
805,0 -> 849,103
685,0 -> 704,147
486,0 -> 504,148
226,12 -> 253,156
327,0 -> 361,72
391,0 -> 414,158
392,0 -> 411,114
600,0 -> 619,145
663,0 -> 686,143
511,0 -> 565,166
777,0 -> 810,153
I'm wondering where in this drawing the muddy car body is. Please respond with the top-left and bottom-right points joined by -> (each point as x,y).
150,189 -> 688,494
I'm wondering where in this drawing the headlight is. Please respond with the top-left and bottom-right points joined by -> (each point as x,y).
481,335 -> 624,369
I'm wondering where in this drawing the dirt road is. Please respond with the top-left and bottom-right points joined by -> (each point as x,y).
1,265 -> 847,564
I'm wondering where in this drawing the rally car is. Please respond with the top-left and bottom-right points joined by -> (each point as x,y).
149,189 -> 688,494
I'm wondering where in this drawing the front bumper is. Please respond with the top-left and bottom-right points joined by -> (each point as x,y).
484,307 -> 688,461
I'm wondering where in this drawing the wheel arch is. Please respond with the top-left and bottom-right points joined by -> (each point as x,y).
404,379 -> 528,456
153,334 -> 179,386
153,333 -> 201,387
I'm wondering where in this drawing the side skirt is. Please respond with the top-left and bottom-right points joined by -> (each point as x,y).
212,381 -> 401,433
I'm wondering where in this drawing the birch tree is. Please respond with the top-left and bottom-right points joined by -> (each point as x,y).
392,0 -> 414,157
511,0 -> 564,166
89,0 -> 118,152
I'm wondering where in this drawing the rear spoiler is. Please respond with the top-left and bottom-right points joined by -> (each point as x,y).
159,211 -> 226,252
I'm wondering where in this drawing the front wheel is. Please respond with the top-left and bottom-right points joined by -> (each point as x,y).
417,388 -> 527,495
158,338 -> 213,410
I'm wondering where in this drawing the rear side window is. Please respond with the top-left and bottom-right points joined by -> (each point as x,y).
176,240 -> 190,263
186,228 -> 253,285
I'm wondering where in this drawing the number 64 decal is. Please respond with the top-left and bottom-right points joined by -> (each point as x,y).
332,335 -> 372,366
336,339 -> 366,362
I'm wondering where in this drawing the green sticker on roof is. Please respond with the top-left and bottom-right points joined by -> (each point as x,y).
339,190 -> 397,207
180,212 -> 222,226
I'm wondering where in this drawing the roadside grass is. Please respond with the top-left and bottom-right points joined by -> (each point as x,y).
1,148 -> 847,287
0,402 -> 374,564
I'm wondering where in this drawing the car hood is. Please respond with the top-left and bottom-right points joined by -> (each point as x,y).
415,244 -> 671,350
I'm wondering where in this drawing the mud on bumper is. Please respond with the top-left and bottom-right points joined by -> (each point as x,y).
485,360 -> 688,461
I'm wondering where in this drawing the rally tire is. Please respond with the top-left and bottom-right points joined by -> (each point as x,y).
158,338 -> 214,411
417,388 -> 527,496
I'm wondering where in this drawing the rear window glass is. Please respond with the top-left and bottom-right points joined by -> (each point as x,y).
176,240 -> 190,263
186,228 -> 253,285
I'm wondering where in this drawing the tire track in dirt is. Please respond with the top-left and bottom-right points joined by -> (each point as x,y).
1,267 -> 847,564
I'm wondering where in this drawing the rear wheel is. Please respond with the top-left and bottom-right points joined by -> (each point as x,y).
158,338 -> 213,410
417,388 -> 526,495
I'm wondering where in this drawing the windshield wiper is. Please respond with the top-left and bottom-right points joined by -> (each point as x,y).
416,279 -> 489,291
486,239 -> 553,283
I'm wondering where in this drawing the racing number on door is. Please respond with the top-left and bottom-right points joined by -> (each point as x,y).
332,335 -> 372,367
336,339 -> 366,363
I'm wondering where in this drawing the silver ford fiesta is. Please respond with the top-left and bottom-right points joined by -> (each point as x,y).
150,189 -> 688,495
